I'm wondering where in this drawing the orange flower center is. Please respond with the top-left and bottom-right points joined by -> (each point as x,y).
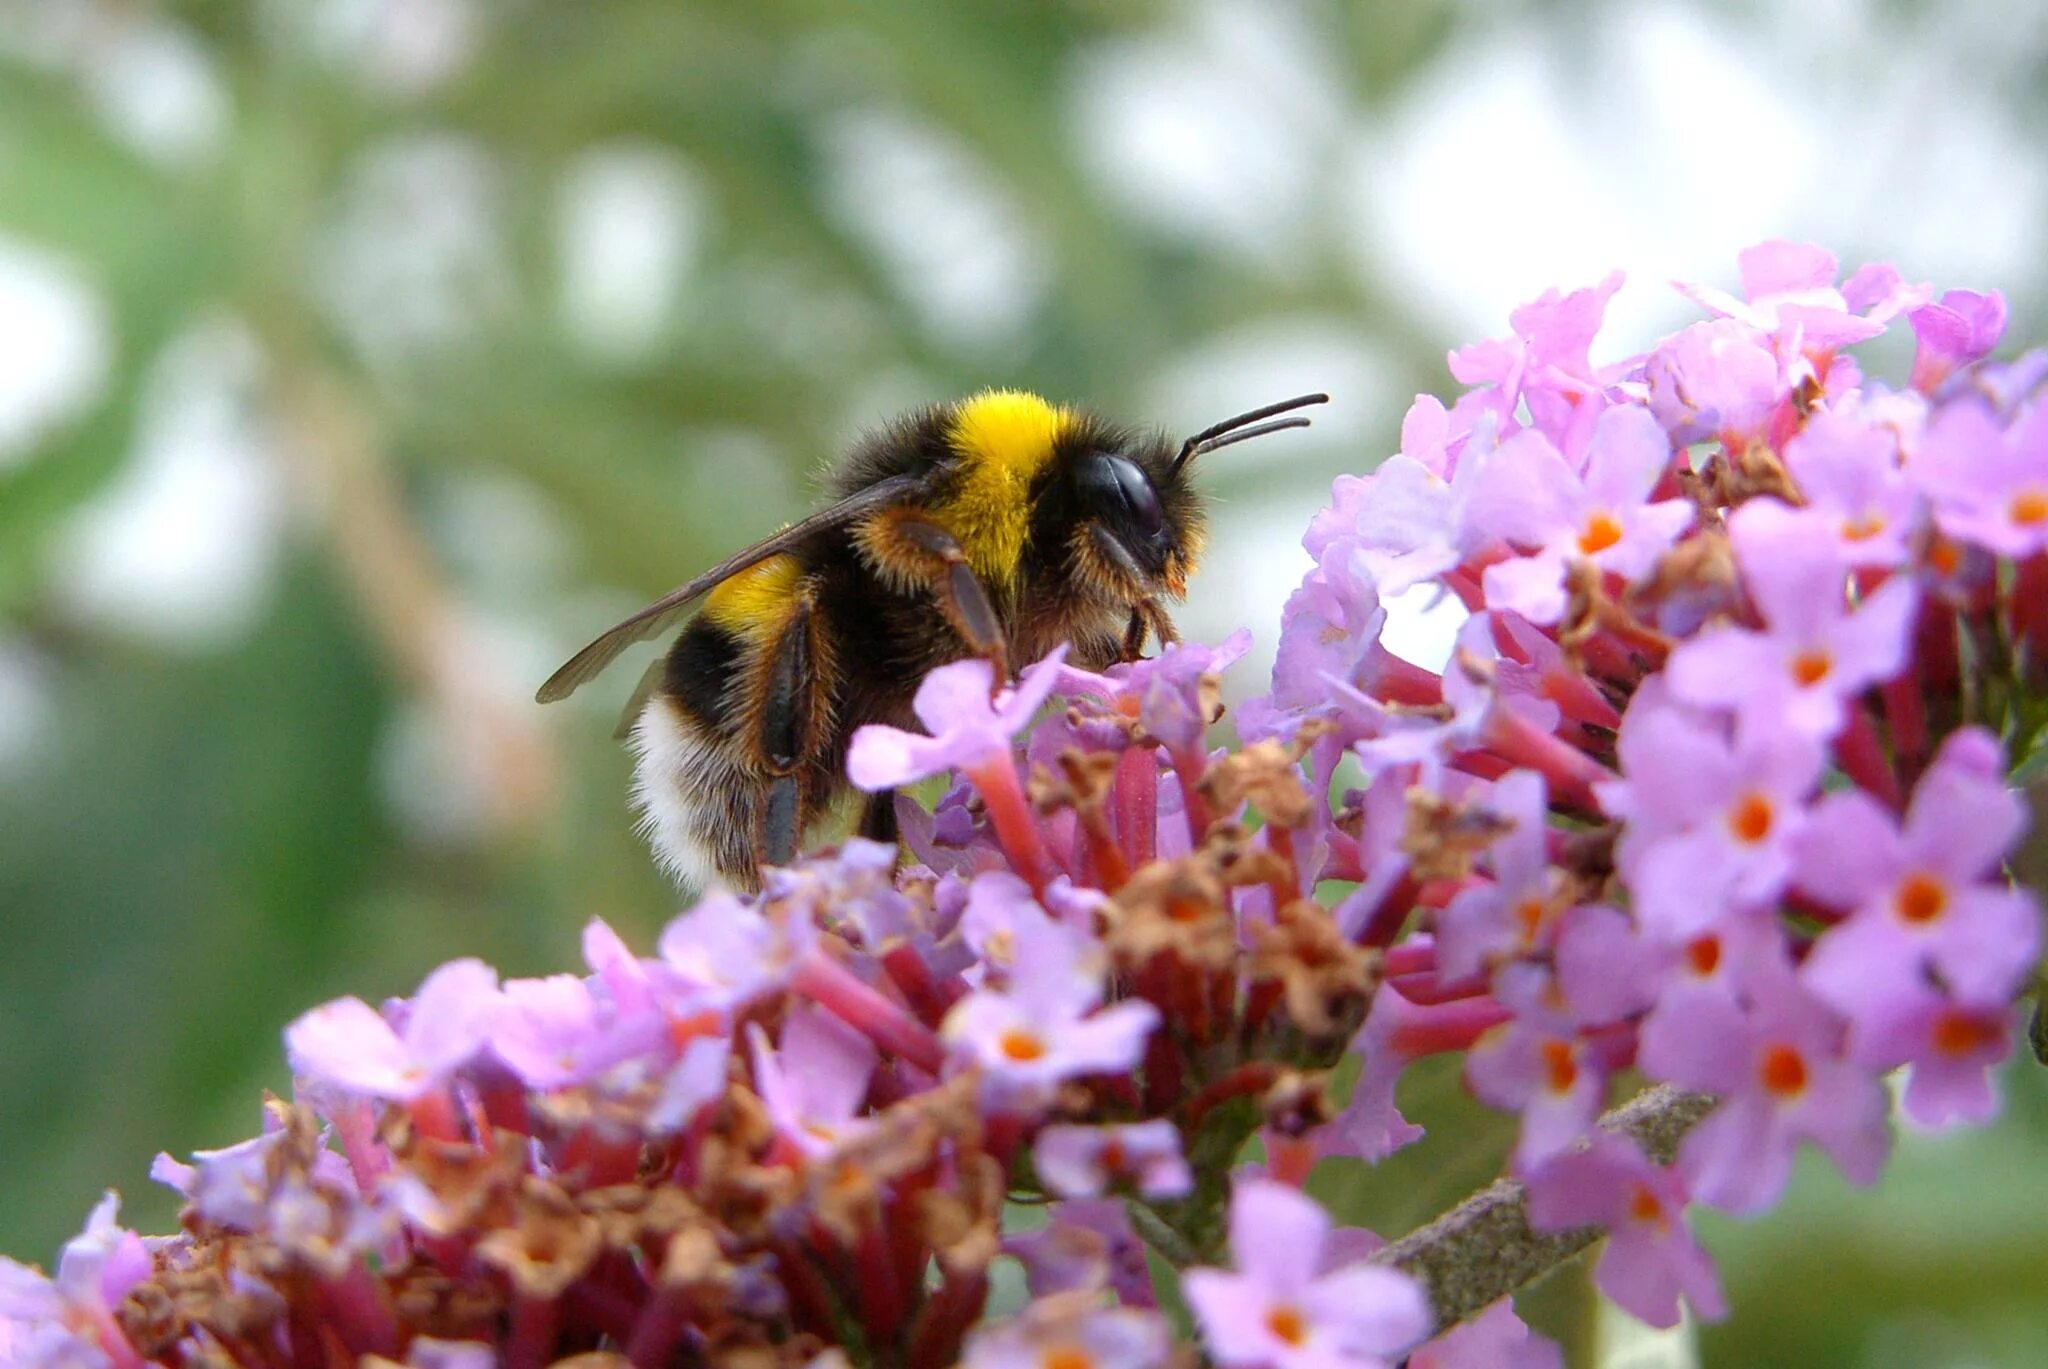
1578,511 -> 1625,555
1727,791 -> 1775,845
1000,1029 -> 1048,1063
1841,512 -> 1886,542
1041,1348 -> 1095,1369
1759,1044 -> 1809,1097
1931,1010 -> 2000,1057
1265,1305 -> 1310,1347
1928,537 -> 1964,578
1628,1181 -> 1666,1226
1099,1140 -> 1129,1174
1789,649 -> 1833,686
1685,934 -> 1722,977
1541,1038 -> 1579,1094
1514,895 -> 1548,944
1894,871 -> 1949,925
2011,488 -> 2048,526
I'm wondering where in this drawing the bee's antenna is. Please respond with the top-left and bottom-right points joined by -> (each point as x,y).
1172,392 -> 1329,476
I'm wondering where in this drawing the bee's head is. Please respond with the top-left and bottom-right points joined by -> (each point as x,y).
1052,393 -> 1328,603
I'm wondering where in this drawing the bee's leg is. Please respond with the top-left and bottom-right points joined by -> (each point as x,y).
1120,598 -> 1180,661
862,509 -> 1010,679
752,594 -> 829,871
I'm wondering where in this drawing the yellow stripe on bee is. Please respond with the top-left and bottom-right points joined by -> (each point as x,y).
942,389 -> 1071,583
702,554 -> 802,642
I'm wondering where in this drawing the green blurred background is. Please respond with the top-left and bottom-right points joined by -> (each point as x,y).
2,2 -> 2044,1363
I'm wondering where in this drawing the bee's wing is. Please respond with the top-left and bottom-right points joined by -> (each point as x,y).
535,472 -> 927,704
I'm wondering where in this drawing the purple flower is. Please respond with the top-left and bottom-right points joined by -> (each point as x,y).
1470,406 -> 1691,625
491,973 -> 666,1090
644,1034 -> 732,1135
1668,508 -> 1919,738
0,1194 -> 153,1368
1318,977 -> 1433,1163
1795,728 -> 2039,1014
1330,451 -> 1486,598
1676,241 -> 1900,352
1466,1020 -> 1607,1171
1408,1298 -> 1561,1369
1058,629 -> 1251,755
747,1007 -> 875,1156
1848,985 -> 2012,1128
1597,690 -> 1823,941
846,646 -> 1069,790
764,839 -> 916,948
941,916 -> 1157,1107
1639,971 -> 1888,1214
1448,271 -> 1626,440
1002,1200 -> 1157,1306
655,890 -> 810,1018
1184,1180 -> 1430,1369
285,958 -> 501,1102
1913,394 -> 2048,558
1551,904 -> 1665,1027
1034,1120 -> 1192,1199
961,1299 -> 1170,1369
1435,772 -> 1555,983
1644,318 -> 1783,445
1909,288 -> 2007,392
1766,413 -> 1922,567
1525,1133 -> 1725,1328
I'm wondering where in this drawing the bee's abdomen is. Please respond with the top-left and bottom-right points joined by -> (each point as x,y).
631,618 -> 758,888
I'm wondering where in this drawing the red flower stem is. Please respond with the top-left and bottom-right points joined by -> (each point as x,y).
559,1128 -> 641,1188
1265,825 -> 1301,907
1180,1062 -> 1283,1127
769,1238 -> 840,1341
887,1169 -> 939,1307
1442,565 -> 1487,611
1078,802 -> 1131,892
853,1225 -> 910,1343
1114,745 -> 1159,868
1835,702 -> 1904,812
881,942 -> 964,1026
906,1268 -> 989,1369
1390,998 -> 1512,1057
1142,1012 -> 1184,1117
477,1078 -> 533,1137
2010,554 -> 2048,678
1382,941 -> 1436,978
1349,874 -> 1420,948
624,1283 -> 692,1369
966,758 -> 1053,897
1367,652 -> 1447,706
316,1263 -> 398,1358
1477,709 -> 1610,815
406,1087 -> 466,1144
565,1273 -> 641,1344
328,1095 -> 389,1195
792,952 -> 945,1074
506,1294 -> 560,1369
1264,1131 -> 1319,1187
1386,971 -> 1492,1005
1171,747 -> 1216,846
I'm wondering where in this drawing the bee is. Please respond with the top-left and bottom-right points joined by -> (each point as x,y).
536,389 -> 1327,891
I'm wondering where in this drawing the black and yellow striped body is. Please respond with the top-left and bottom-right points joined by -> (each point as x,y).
629,390 -> 1204,889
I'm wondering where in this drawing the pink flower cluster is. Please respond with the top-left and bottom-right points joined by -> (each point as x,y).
4,242 -> 2042,1367
1247,241 -> 2044,1326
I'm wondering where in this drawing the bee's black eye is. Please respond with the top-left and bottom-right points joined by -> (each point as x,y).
1079,453 -> 1165,542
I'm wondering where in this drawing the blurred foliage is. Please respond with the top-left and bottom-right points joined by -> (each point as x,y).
0,3 -> 2044,1366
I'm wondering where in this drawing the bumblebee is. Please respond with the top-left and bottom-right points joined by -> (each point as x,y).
537,389 -> 1326,890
